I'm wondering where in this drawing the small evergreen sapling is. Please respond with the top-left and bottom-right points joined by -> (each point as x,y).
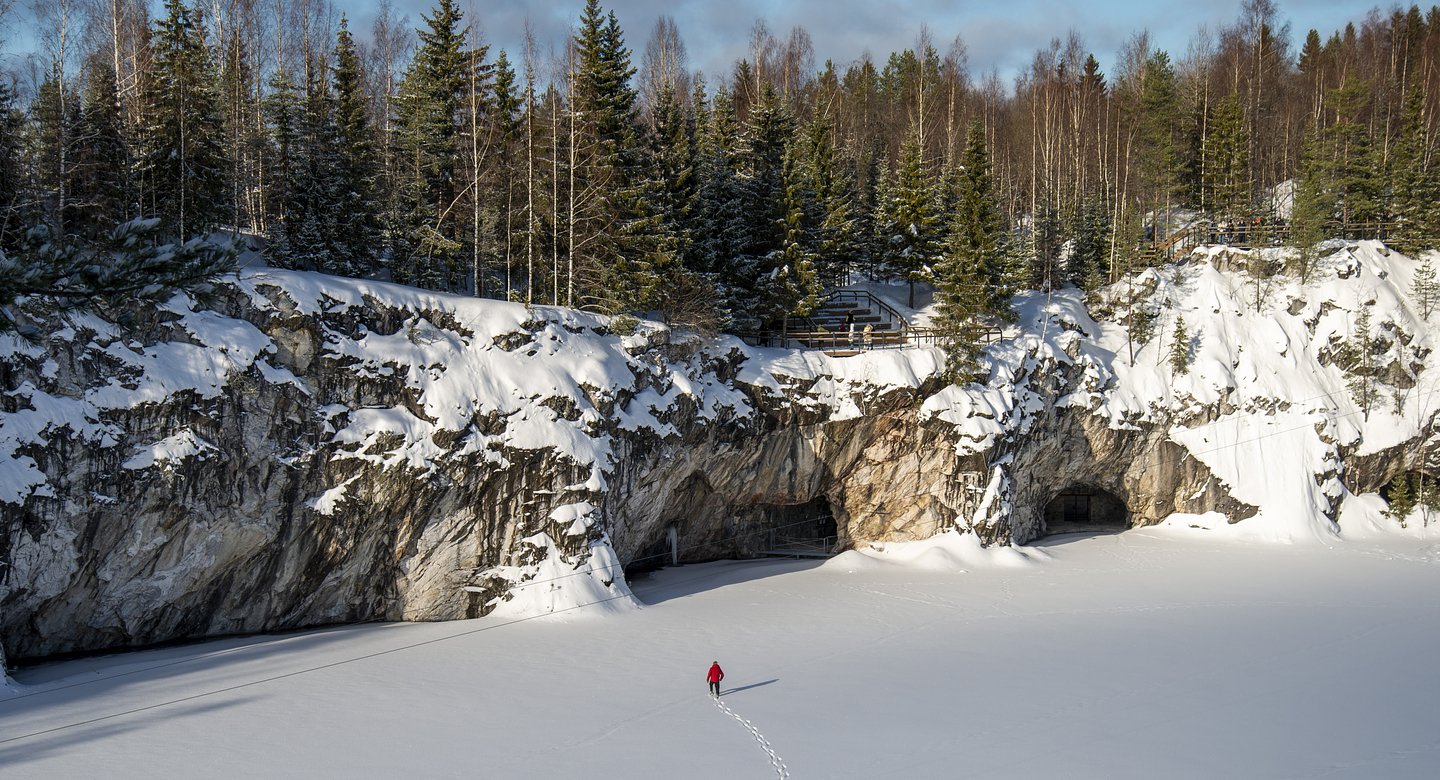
1412,254 -> 1437,321
1386,471 -> 1416,527
1168,316 -> 1190,375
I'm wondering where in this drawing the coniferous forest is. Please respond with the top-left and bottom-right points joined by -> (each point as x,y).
2,0 -> 1439,341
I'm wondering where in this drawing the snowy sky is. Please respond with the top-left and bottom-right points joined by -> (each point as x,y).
0,0 -> 1392,89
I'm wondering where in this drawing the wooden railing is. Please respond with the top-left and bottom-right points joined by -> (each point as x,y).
746,222 -> 1406,352
1139,220 -> 1398,260
745,322 -> 1003,352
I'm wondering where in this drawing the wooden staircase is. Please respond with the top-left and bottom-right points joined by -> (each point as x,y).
784,290 -> 908,354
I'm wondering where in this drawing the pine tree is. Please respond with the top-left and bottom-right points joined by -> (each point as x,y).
139,0 -> 231,239
1168,315 -> 1190,375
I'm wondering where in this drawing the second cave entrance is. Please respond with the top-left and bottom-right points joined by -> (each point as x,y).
755,496 -> 839,558
1042,484 -> 1129,536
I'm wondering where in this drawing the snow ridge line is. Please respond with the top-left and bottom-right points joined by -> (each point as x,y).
713,696 -> 789,779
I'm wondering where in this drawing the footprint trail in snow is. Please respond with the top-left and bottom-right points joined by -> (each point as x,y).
713,695 -> 789,778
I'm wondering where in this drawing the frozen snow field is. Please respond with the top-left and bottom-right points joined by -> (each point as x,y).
4,529 -> 1440,779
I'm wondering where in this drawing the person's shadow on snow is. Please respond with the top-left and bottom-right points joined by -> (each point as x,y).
719,678 -> 779,696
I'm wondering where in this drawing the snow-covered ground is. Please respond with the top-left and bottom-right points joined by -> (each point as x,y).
5,528 -> 1440,779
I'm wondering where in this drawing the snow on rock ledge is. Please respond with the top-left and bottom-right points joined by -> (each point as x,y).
3,243 -> 1438,661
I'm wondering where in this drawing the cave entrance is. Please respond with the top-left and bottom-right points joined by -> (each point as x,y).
1042,484 -> 1129,537
755,496 -> 839,558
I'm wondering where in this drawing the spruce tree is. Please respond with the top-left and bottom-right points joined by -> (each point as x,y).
217,28 -> 261,233
878,127 -> 941,306
1390,86 -> 1437,255
1325,77 -> 1383,229
1206,93 -> 1250,226
139,0 -> 231,239
803,115 -> 859,287
70,61 -> 132,241
1133,49 -> 1182,249
1069,198 -> 1112,291
295,77 -> 346,273
854,150 -> 884,280
487,50 -> 522,298
332,16 -> 381,276
1346,303 -> 1379,420
694,86 -> 746,323
1290,125 -> 1334,281
391,0 -> 481,290
768,140 -> 822,322
264,69 -> 304,268
933,121 -> 1004,380
732,84 -> 793,327
1386,471 -> 1416,525
1412,254 -> 1438,321
0,79 -> 26,252
28,75 -> 73,237
1168,316 -> 1190,375
648,85 -> 699,273
571,0 -> 667,313
0,218 -> 236,331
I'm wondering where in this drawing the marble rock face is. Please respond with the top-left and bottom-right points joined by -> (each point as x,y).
4,256 -> 1425,663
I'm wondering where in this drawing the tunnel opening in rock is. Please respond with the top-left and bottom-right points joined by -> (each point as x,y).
753,496 -> 838,557
1042,484 -> 1129,536
624,522 -> 679,579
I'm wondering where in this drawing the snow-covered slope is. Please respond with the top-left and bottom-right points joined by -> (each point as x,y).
3,241 -> 1438,668
7,531 -> 1440,778
922,240 -> 1440,543
0,268 -> 942,662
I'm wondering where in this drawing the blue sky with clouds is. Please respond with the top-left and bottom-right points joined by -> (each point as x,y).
0,0 -> 1392,86
354,0 -> 1382,82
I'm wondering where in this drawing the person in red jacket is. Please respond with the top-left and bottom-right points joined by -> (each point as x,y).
707,661 -> 724,697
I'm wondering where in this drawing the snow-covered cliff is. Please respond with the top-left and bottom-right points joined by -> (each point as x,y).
3,240 -> 1437,667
